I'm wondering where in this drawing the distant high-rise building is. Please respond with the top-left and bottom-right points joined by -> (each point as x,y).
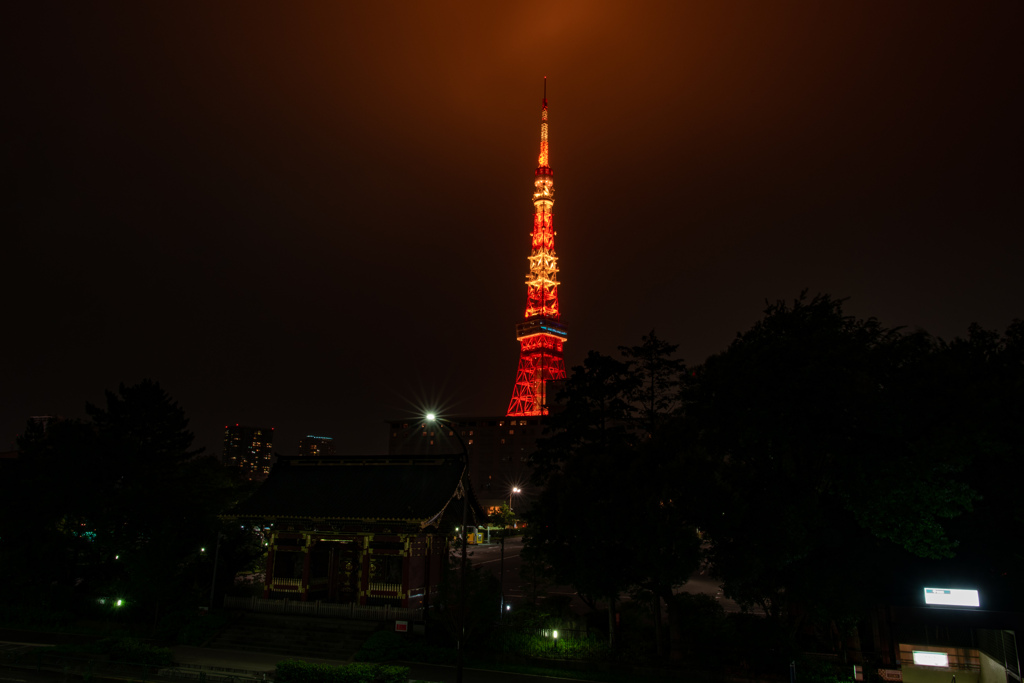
298,435 -> 335,457
223,424 -> 274,480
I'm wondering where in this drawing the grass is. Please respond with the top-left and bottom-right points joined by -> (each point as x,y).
355,627 -> 706,682
460,657 -> 702,683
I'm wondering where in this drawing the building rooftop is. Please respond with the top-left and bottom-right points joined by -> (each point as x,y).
226,455 -> 484,526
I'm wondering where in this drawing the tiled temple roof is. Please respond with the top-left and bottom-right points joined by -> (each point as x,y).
226,455 -> 484,527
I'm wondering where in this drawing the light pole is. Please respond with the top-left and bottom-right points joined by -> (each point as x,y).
427,414 -> 470,683
499,529 -> 505,620
207,532 -> 222,611
509,486 -> 521,512
500,486 -> 521,620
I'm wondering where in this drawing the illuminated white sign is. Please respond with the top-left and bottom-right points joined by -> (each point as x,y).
923,587 -> 980,607
913,651 -> 949,667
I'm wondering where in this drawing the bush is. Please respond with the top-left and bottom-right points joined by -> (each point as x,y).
26,637 -> 173,668
0,602 -> 78,630
725,612 -> 795,673
353,631 -> 404,662
227,574 -> 265,598
107,637 -> 174,667
796,658 -> 856,683
154,608 -> 232,645
275,659 -> 409,683
505,602 -> 556,629
485,626 -> 610,662
354,630 -> 455,665
505,595 -> 581,631
175,611 -> 231,646
18,641 -> 107,663
668,591 -> 729,664
33,643 -> 107,659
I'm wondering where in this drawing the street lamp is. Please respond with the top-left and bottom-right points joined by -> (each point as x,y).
509,486 -> 521,512
426,414 -> 470,683
499,485 -> 523,620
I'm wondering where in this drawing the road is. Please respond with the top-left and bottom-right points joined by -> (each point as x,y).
466,535 -> 743,614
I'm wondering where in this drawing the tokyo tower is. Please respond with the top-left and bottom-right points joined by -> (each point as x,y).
506,80 -> 568,416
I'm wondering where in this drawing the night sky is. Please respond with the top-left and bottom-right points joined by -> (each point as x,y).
7,2 -> 1022,457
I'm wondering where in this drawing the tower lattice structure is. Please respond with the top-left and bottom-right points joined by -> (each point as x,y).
507,81 -> 568,417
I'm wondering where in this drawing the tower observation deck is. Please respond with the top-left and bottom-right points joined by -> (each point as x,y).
506,80 -> 568,416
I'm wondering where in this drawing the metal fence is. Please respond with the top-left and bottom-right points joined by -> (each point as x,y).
223,595 -> 422,621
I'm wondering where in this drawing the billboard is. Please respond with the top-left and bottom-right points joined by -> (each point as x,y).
912,651 -> 950,667
923,587 -> 980,607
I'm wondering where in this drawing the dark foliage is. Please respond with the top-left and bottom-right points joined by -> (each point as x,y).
275,659 -> 408,683
106,637 -> 174,666
0,380 -> 258,631
526,334 -> 700,650
684,295 -> 1024,630
667,592 -> 730,665
434,555 -> 503,647
529,350 -> 635,484
354,630 -> 456,665
526,295 -> 1023,665
29,637 -> 173,666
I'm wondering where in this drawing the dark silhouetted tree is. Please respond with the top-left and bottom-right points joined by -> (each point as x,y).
619,329 -> 686,438
1,380 -> 251,629
529,350 -> 635,485
527,342 -> 700,650
683,294 -> 982,635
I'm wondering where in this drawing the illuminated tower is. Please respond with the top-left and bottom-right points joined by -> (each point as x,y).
507,80 -> 568,416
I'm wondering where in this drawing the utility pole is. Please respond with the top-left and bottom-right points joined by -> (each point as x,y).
428,414 -> 470,683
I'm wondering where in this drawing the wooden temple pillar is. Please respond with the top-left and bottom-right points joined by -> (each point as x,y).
359,541 -> 371,605
300,536 -> 312,602
263,535 -> 276,599
327,544 -> 338,602
401,543 -> 411,608
422,535 -> 432,615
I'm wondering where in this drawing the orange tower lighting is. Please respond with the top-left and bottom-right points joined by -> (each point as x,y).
506,79 -> 568,417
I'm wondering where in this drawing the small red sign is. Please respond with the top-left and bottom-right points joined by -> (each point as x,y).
395,621 -> 408,632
